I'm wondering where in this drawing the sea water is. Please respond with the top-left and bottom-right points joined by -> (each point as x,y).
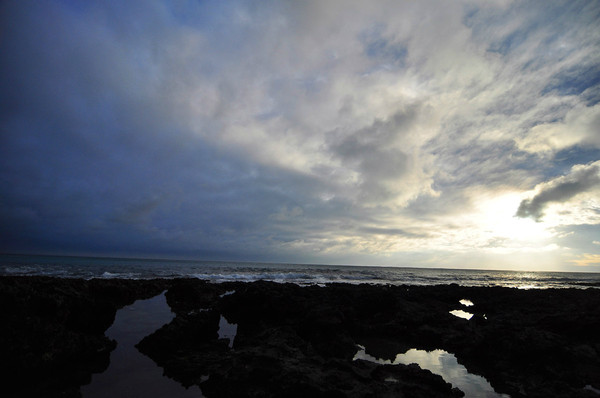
81,292 -> 202,398
2,253 -> 599,289
354,345 -> 510,398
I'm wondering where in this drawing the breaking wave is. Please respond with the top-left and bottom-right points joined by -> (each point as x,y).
1,254 -> 599,289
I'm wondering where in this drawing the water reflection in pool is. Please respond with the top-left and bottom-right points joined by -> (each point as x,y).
82,292 -> 203,398
218,315 -> 237,348
354,345 -> 509,398
460,299 -> 474,307
450,309 -> 474,320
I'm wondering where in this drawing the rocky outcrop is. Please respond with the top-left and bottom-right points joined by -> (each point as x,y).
0,276 -> 170,398
138,281 -> 464,397
139,281 -> 600,398
2,277 -> 599,397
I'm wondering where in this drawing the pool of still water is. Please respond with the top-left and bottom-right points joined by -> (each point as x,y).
354,345 -> 510,398
81,292 -> 203,398
82,292 -> 507,397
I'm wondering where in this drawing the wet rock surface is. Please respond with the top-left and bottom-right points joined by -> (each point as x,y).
137,281 -> 600,397
0,276 -> 171,398
2,277 -> 600,397
137,281 -> 463,397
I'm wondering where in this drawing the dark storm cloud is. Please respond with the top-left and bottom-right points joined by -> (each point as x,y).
516,162 -> 600,221
0,0 -> 291,259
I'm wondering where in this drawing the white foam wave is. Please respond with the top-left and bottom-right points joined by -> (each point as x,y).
2,255 -> 599,288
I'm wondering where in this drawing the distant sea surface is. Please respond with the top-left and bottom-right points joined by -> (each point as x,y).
1,254 -> 599,289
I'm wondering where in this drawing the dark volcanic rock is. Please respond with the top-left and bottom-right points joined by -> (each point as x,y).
137,281 -> 465,397
2,277 -> 600,397
138,281 -> 600,398
442,286 -> 600,398
0,276 -> 170,398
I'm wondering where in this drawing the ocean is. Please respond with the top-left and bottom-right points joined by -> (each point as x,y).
1,253 -> 598,289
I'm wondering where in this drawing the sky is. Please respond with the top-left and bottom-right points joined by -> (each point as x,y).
1,0 -> 599,272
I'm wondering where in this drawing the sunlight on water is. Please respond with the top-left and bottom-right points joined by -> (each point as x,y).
450,309 -> 474,320
354,345 -> 509,398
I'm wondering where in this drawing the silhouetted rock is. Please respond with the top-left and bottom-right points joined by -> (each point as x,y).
2,277 -> 599,397
0,276 -> 170,398
140,281 -> 600,397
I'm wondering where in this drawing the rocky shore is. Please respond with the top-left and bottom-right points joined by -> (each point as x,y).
1,276 -> 599,397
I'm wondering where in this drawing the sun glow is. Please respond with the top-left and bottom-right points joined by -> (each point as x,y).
477,193 -> 552,243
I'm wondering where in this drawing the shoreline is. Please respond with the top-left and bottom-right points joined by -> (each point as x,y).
3,254 -> 600,289
1,276 -> 599,397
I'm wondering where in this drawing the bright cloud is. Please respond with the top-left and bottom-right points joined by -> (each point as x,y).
516,161 -> 600,221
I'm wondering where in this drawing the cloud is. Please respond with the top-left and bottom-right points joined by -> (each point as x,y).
1,0 -> 599,269
358,227 -> 429,239
570,253 -> 600,267
517,103 -> 600,153
326,103 -> 437,205
516,161 -> 600,221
